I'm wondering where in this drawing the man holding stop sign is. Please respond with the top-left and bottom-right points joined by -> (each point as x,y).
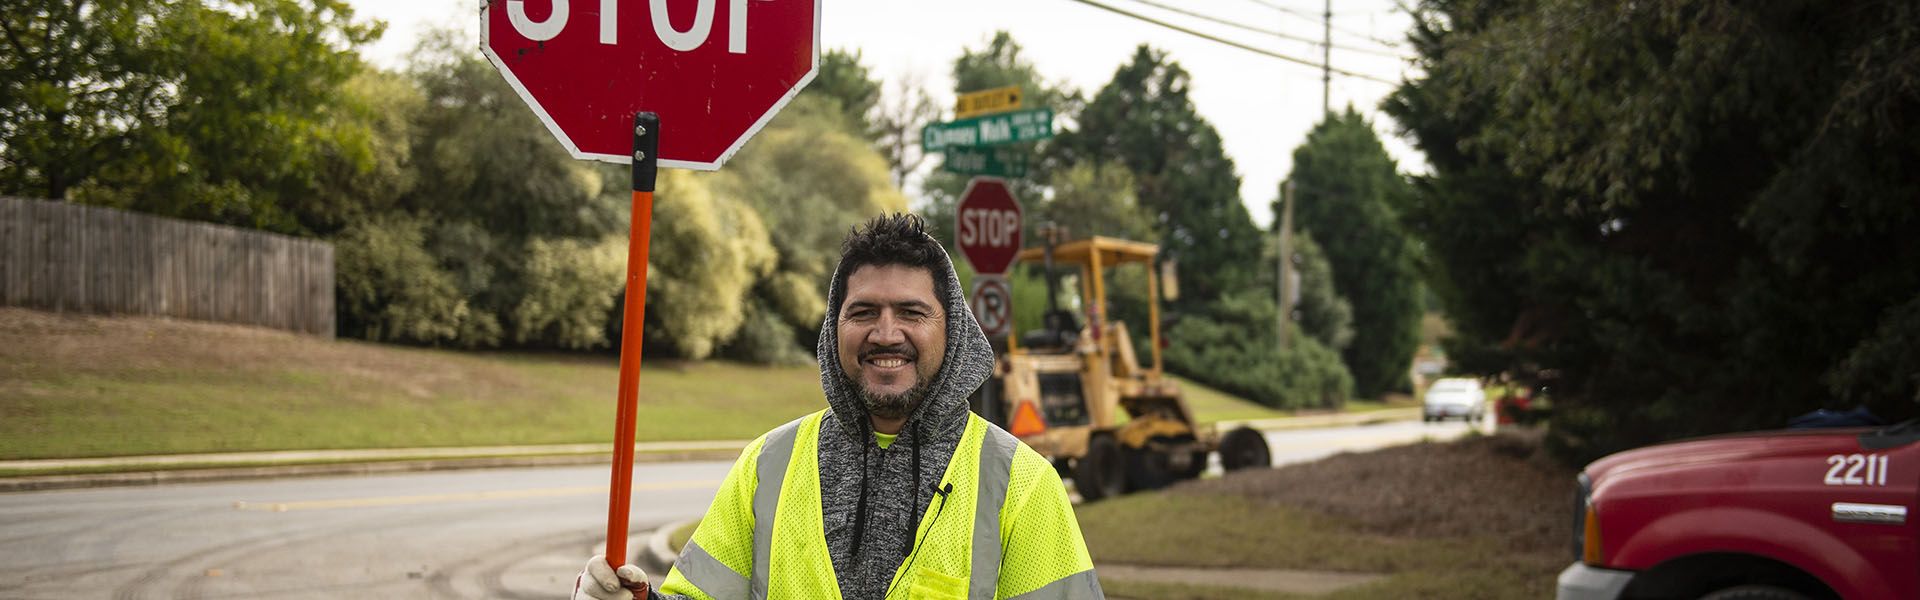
480,2 -> 1103,599
574,215 -> 1103,600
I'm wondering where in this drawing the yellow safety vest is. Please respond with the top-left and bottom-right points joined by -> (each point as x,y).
658,409 -> 1100,600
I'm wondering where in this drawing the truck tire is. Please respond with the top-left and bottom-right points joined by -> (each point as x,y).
1219,427 -> 1271,472
1074,435 -> 1126,502
1698,586 -> 1811,600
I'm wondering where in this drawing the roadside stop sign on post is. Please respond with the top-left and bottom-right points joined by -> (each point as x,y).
481,0 -> 821,169
956,177 -> 1023,275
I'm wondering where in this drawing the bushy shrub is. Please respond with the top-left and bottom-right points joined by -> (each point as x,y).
720,298 -> 814,366
641,171 -> 776,359
1163,292 -> 1354,409
333,215 -> 495,345
510,236 -> 626,349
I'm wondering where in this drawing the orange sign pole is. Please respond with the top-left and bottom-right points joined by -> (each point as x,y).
606,112 -> 660,569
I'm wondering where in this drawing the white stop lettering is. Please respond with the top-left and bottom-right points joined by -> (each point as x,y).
961,209 -> 1019,248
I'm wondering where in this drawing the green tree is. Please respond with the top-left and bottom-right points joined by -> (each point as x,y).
1039,161 -> 1156,243
299,67 -> 423,235
333,214 -> 488,345
872,74 -> 942,188
511,236 -> 627,349
1,0 -> 381,233
1281,109 -> 1422,398
803,47 -> 938,187
405,31 -> 617,242
1047,45 -> 1262,306
1386,0 -> 1920,461
803,48 -> 882,140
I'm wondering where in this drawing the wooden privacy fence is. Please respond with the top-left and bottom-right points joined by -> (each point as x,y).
0,197 -> 334,337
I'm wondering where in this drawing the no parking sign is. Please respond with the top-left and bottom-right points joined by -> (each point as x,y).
969,275 -> 1012,339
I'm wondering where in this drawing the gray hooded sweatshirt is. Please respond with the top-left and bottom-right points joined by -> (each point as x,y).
813,243 -> 996,599
654,243 -> 994,600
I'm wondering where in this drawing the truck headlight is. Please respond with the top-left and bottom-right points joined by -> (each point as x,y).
1573,472 -> 1604,565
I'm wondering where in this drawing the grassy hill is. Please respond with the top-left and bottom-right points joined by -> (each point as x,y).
1,309 -> 1289,460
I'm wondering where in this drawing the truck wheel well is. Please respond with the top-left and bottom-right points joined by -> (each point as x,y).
1623,553 -> 1837,600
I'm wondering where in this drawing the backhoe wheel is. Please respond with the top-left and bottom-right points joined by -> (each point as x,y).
1125,435 -> 1206,489
1698,586 -> 1811,600
1074,435 -> 1126,502
1219,427 -> 1271,472
1123,446 -> 1174,492
1176,446 -> 1208,480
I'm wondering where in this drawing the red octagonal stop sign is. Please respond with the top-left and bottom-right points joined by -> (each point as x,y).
957,177 -> 1024,275
482,0 -> 820,169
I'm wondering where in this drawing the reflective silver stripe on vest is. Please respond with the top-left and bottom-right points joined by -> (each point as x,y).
969,423 -> 1019,600
1005,569 -> 1104,600
751,417 -> 804,600
674,540 -> 750,600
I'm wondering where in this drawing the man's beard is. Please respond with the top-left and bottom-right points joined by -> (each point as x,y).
854,376 -> 930,421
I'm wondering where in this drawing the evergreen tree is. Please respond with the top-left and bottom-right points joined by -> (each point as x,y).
1281,109 -> 1422,398
1048,45 -> 1262,306
1386,0 -> 1920,461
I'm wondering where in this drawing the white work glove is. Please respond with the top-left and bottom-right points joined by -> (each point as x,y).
573,555 -> 650,600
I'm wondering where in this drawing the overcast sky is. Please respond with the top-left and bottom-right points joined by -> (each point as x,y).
346,0 -> 1424,228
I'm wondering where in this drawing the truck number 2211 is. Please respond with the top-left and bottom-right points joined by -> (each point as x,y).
1824,454 -> 1890,486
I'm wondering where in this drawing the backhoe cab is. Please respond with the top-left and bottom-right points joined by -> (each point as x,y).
970,234 -> 1271,501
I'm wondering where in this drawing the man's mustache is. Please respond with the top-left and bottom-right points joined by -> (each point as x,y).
860,344 -> 916,361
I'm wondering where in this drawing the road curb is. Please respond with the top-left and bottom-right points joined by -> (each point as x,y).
0,450 -> 741,493
641,518 -> 698,574
1220,407 -> 1421,432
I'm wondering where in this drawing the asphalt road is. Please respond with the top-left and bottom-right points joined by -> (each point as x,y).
0,419 -> 1476,599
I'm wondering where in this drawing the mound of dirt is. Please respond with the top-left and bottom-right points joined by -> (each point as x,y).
1180,430 -> 1577,556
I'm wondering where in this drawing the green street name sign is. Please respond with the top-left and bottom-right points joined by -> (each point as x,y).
922,108 -> 1054,152
941,147 -> 1029,178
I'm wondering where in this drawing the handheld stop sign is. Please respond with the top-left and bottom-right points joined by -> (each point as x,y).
482,0 -> 821,569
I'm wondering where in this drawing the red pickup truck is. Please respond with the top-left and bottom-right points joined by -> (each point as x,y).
1557,421 -> 1919,600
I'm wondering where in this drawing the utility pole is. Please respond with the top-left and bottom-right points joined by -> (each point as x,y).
1322,0 -> 1332,114
1278,180 -> 1296,351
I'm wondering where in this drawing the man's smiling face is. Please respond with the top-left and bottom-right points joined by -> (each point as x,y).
836,264 -> 947,420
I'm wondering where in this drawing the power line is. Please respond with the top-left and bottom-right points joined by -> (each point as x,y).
1067,0 -> 1399,84
1119,0 -> 1410,60
1242,0 -> 1318,21
1240,0 -> 1407,49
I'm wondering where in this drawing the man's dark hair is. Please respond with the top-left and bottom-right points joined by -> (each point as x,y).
836,213 -> 952,302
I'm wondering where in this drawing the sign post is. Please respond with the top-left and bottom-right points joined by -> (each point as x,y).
608,113 -> 658,572
482,0 -> 820,571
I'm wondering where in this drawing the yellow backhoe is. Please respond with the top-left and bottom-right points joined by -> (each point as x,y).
969,235 -> 1271,501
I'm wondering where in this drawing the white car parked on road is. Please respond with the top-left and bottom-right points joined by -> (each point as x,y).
1422,377 -> 1485,422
